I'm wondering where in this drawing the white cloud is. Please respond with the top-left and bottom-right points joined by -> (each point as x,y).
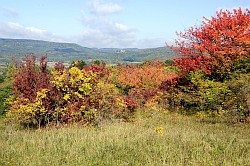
0,2 -> 165,49
79,12 -> 138,48
114,23 -> 129,31
78,7 -> 168,48
0,22 -> 65,42
0,21 -> 164,48
9,22 -> 46,35
77,2 -> 166,48
77,27 -> 165,48
89,0 -> 123,14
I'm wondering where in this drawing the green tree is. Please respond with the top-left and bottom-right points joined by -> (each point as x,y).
5,63 -> 16,82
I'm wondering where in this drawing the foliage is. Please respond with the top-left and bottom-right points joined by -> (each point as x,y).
69,60 -> 86,70
51,65 -> 136,124
8,54 -> 52,126
164,59 -> 174,66
0,73 -> 5,83
8,89 -> 50,126
49,67 -> 98,124
0,63 -> 14,116
4,63 -> 16,82
226,73 -> 250,122
5,8 -> 250,126
231,56 -> 250,76
90,80 -> 137,121
12,54 -> 51,101
0,64 -> 7,83
170,71 -> 233,115
7,56 -> 137,127
116,61 -> 178,106
164,7 -> 250,123
93,60 -> 102,66
54,62 -> 65,71
0,82 -> 11,116
171,8 -> 250,81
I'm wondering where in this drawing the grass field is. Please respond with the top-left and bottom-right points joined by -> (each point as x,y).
1,112 -> 250,166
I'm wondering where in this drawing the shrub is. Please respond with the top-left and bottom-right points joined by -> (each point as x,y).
69,60 -> 86,70
0,83 -> 11,116
7,57 -> 138,127
226,73 -> 250,122
116,61 -> 178,107
170,70 -> 233,115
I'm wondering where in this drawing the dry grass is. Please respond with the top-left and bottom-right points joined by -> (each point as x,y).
1,112 -> 250,166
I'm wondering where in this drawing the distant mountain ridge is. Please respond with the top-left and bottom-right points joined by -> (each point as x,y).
0,38 -> 175,64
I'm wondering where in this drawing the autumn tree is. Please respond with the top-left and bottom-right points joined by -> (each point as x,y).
12,54 -> 51,101
117,61 -> 176,90
170,8 -> 250,81
117,61 -> 178,106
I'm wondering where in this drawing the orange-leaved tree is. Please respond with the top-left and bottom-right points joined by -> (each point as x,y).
117,61 -> 178,106
117,61 -> 177,91
170,8 -> 250,80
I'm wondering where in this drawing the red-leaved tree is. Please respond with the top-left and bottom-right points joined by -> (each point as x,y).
13,54 -> 51,101
170,8 -> 250,80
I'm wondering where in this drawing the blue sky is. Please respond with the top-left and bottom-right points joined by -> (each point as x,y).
0,0 -> 249,48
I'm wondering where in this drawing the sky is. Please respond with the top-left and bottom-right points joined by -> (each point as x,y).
0,0 -> 249,48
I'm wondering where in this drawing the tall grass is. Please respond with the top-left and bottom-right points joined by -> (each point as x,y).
1,112 -> 249,166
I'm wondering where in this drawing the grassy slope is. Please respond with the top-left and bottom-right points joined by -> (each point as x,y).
0,112 -> 249,166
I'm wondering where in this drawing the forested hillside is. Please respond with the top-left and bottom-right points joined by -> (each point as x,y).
0,38 -> 175,64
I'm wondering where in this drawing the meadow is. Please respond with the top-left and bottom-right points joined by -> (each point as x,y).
1,112 -> 250,166
0,8 -> 250,166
